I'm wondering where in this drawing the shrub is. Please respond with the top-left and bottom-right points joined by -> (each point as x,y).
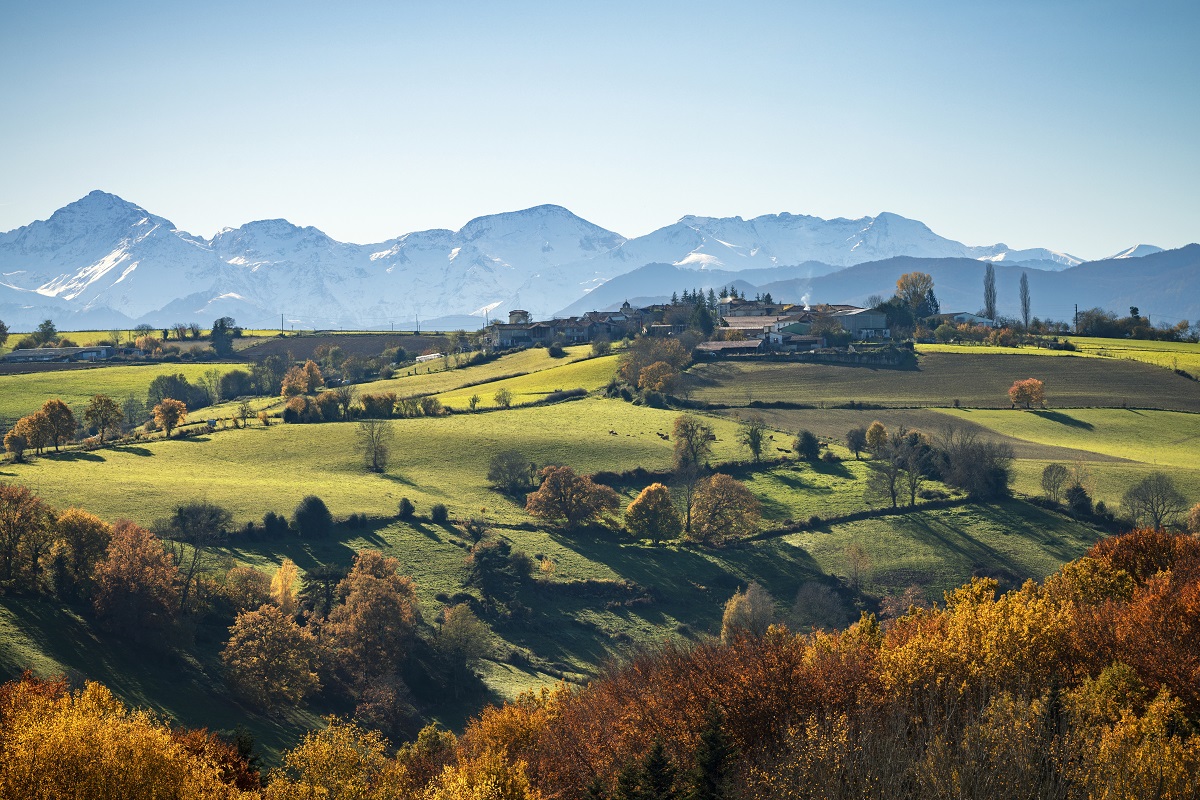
794,430 -> 820,461
547,343 -> 566,358
431,503 -> 449,524
292,495 -> 333,538
398,498 -> 415,519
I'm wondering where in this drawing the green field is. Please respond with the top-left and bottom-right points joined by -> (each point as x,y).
0,398 -> 748,526
681,352 -> 1200,412
436,355 -> 618,408
783,499 -> 1103,601
368,346 -> 595,397
934,408 -> 1200,510
0,362 -> 246,421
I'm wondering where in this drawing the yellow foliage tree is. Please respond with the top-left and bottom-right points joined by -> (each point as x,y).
271,558 -> 299,617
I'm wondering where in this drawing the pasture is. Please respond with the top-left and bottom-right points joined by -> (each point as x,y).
935,408 -> 1200,509
0,362 -> 246,422
680,352 -> 1200,412
0,398 -> 746,526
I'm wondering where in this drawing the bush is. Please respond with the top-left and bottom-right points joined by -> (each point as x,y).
1065,483 -> 1093,517
431,503 -> 449,524
794,430 -> 820,461
292,495 -> 333,538
262,511 -> 289,537
397,498 -> 415,519
547,343 -> 566,358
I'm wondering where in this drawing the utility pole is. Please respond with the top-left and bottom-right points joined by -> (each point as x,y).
280,313 -> 284,335
1074,304 -> 1078,334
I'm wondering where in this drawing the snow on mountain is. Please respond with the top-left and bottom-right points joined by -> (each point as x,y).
0,192 -> 1117,329
1104,244 -> 1164,260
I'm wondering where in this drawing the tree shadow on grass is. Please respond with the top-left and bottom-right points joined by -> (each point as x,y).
1031,410 -> 1094,430
43,451 -> 105,463
111,445 -> 153,456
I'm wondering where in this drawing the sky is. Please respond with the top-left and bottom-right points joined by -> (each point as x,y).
1,0 -> 1197,260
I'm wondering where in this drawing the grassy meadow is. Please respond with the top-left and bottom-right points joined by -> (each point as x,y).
0,362 -> 246,422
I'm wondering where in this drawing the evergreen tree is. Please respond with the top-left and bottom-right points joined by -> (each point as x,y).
643,738 -> 677,800
685,704 -> 736,800
586,776 -> 609,800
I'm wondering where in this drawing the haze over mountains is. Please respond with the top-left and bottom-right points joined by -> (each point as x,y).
0,191 -> 1194,330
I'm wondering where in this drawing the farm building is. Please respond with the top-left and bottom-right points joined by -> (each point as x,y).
1,345 -> 116,363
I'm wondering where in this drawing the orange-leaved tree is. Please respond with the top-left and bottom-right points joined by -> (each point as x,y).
525,466 -> 619,528
1008,378 -> 1045,409
153,398 -> 187,438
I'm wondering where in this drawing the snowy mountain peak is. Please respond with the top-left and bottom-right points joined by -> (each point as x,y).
1105,244 -> 1164,260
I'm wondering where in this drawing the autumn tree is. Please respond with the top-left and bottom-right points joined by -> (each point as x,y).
52,508 -> 111,598
356,418 -> 393,472
222,604 -> 320,710
0,483 -> 55,590
1123,472 -> 1189,529
271,558 -> 299,617
1008,378 -> 1045,409
83,394 -> 123,444
3,429 -> 26,462
620,336 -> 690,388
40,399 -> 76,451
721,582 -> 775,643
154,398 -> 187,438
525,465 -> 620,528
626,483 -> 682,543
281,360 -> 323,396
865,420 -> 887,454
689,473 -> 760,546
638,361 -> 679,393
324,550 -> 421,689
896,271 -> 935,316
0,677 -> 251,800
93,521 -> 180,642
1188,503 -> 1200,534
265,718 -> 396,800
738,416 -> 768,463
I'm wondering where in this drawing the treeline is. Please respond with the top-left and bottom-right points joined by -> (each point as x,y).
0,485 -> 496,744
4,527 -> 1199,798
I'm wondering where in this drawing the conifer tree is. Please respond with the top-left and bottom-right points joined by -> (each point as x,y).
685,704 -> 736,800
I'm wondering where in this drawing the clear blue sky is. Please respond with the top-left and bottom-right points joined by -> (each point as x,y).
2,0 -> 1197,259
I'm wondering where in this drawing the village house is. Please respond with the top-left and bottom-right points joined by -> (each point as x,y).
931,311 -> 998,328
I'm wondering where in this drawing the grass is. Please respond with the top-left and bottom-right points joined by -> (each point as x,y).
365,346 -> 595,397
681,352 -> 1200,412
933,408 -> 1200,509
0,398 -> 746,526
782,499 -> 1103,601
0,362 -> 247,421
436,355 -> 618,408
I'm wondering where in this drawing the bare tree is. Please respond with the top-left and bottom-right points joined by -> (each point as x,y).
1041,463 -> 1069,503
356,418 -> 394,473
333,384 -> 358,420
1123,472 -> 1189,529
673,414 -> 714,534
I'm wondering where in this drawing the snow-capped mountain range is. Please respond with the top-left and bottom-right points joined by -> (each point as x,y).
0,191 -> 1172,329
